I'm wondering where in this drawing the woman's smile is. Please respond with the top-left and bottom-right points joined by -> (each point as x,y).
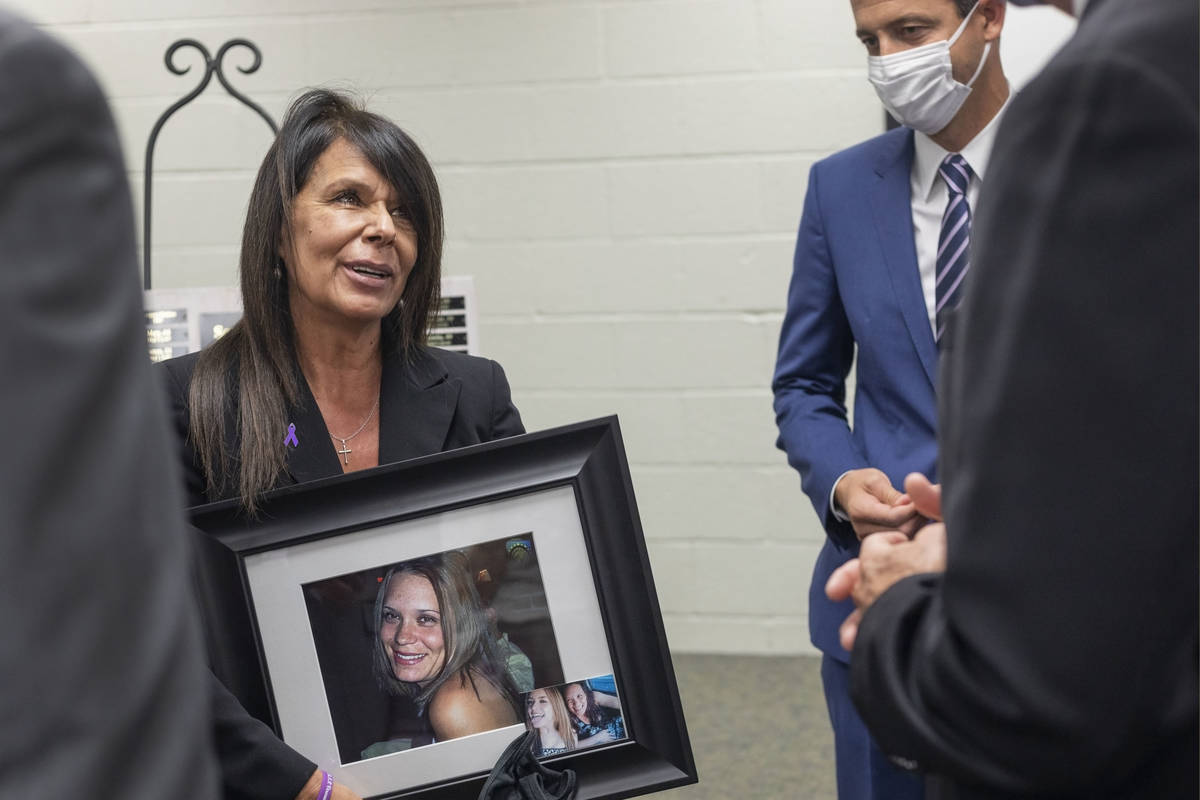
391,651 -> 427,666
378,572 -> 445,685
526,689 -> 555,730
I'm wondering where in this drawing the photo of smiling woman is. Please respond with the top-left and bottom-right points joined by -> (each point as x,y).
367,553 -> 522,755
564,680 -> 625,748
301,532 -> 563,764
525,687 -> 577,758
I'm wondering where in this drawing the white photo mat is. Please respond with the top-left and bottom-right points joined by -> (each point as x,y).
245,484 -> 614,798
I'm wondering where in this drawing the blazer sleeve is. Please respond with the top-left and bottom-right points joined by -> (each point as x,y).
850,19 -> 1199,795
210,674 -> 317,800
0,11 -> 219,798
488,358 -> 526,439
772,163 -> 868,546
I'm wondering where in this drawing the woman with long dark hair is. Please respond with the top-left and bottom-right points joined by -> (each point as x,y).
563,681 -> 624,747
162,88 -> 521,512
160,89 -> 523,800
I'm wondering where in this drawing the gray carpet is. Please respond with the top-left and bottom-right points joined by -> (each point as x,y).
652,654 -> 835,800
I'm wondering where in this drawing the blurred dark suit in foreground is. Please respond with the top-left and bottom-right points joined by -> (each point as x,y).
0,10 -> 218,798
848,0 -> 1199,796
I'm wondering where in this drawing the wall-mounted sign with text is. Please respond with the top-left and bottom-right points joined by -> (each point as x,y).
144,276 -> 479,362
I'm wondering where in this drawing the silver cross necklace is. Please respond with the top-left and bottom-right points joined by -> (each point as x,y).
328,396 -> 380,466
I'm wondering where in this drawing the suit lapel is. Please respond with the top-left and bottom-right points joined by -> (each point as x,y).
870,129 -> 938,387
281,348 -> 461,485
283,371 -> 343,484
378,348 -> 461,464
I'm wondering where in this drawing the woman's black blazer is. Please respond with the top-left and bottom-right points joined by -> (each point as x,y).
160,344 -> 525,506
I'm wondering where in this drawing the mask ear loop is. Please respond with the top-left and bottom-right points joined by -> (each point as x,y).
948,0 -> 992,89
964,41 -> 992,88
947,0 -> 984,47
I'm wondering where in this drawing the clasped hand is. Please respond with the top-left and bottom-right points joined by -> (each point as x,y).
826,473 -> 947,651
834,467 -> 924,539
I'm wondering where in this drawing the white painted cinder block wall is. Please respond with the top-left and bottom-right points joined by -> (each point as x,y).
12,0 -> 1074,656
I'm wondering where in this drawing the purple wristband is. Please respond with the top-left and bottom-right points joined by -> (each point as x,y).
317,770 -> 334,800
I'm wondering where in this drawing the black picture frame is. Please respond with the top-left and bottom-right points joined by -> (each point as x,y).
189,416 -> 697,800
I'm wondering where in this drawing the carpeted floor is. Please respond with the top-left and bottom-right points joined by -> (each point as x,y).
652,654 -> 835,800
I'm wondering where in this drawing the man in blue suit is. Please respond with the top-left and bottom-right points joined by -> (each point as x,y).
772,0 -> 1010,797
826,0 -> 1198,796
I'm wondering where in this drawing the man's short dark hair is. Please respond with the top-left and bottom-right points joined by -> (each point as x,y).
954,0 -> 975,16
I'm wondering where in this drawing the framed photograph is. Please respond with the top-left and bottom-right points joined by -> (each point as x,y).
190,417 -> 696,799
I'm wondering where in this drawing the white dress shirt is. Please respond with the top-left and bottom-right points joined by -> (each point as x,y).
830,94 -> 1010,522
909,92 -> 1010,335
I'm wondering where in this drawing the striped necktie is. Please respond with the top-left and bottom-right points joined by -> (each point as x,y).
935,153 -> 974,342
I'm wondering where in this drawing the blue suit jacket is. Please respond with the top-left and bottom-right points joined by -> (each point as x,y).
773,126 -> 939,662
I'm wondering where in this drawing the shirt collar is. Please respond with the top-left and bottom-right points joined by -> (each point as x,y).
912,88 -> 1011,202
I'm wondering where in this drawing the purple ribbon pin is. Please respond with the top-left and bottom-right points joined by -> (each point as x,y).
284,423 -> 299,447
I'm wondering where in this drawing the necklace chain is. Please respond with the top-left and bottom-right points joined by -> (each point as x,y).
328,396 -> 380,465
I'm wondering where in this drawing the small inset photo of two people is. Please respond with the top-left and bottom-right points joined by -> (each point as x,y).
524,675 -> 626,758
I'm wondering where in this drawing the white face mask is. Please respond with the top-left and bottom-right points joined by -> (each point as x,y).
867,1 -> 992,135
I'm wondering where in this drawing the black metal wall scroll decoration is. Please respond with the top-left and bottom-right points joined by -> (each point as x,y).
142,38 -> 277,289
